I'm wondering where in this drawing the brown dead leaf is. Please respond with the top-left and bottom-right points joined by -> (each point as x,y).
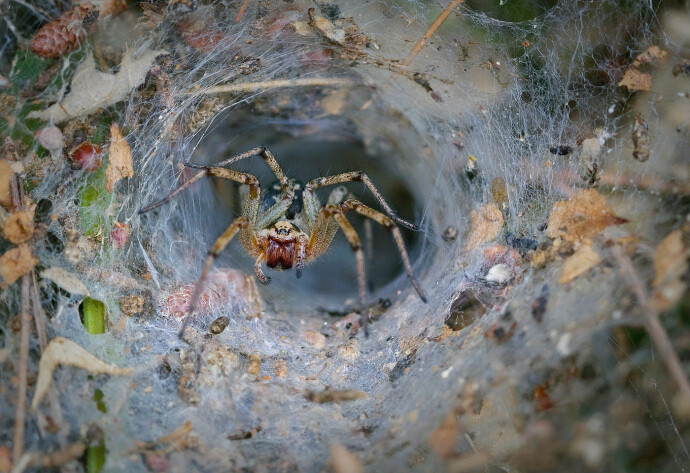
650,230 -> 689,312
558,241 -> 601,284
429,411 -> 459,459
632,45 -> 667,68
330,444 -> 362,473
618,68 -> 652,92
29,49 -> 166,123
41,266 -> 91,296
31,337 -> 133,409
3,209 -> 34,244
106,123 -> 133,192
0,160 -> 12,208
0,244 -> 37,284
547,189 -> 627,243
464,203 -> 504,251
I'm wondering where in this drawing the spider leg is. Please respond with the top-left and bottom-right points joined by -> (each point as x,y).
254,254 -> 270,284
340,199 -> 427,303
179,216 -> 250,338
295,234 -> 308,279
320,204 -> 368,336
304,171 -> 419,230
363,219 -> 374,291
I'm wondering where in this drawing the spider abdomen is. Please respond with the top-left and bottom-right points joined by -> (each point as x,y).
266,238 -> 295,270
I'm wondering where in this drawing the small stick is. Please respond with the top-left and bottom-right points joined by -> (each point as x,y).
178,77 -> 352,97
13,275 -> 31,465
30,272 -> 47,351
402,0 -> 464,66
235,0 -> 250,23
610,245 -> 690,396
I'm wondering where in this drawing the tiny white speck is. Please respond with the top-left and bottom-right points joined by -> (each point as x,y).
441,366 -> 453,379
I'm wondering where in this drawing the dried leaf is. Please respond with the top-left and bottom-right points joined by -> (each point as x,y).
650,230 -> 689,312
41,266 -> 91,296
330,444 -> 363,473
3,209 -> 34,244
31,337 -> 133,409
0,244 -> 37,284
429,411 -> 459,459
558,242 -> 601,284
105,123 -> 133,192
632,45 -> 667,68
632,114 -> 650,162
0,160 -> 12,208
547,189 -> 627,243
28,49 -> 167,123
618,68 -> 652,92
464,203 -> 504,251
109,221 -> 130,249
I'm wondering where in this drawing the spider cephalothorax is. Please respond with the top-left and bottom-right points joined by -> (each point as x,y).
140,146 -> 426,336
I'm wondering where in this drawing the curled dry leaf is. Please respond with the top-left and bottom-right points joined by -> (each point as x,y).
40,267 -> 91,296
29,50 -> 167,123
547,189 -> 627,243
35,126 -> 64,160
558,241 -> 601,284
464,203 -> 504,251
0,244 -> 37,284
3,209 -> 35,244
105,123 -> 133,192
632,114 -> 650,162
31,337 -> 133,409
632,45 -> 667,68
330,444 -> 363,473
650,230 -> 689,312
618,68 -> 652,92
0,160 -> 12,208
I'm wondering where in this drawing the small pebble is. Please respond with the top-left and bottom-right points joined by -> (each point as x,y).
209,316 -> 229,334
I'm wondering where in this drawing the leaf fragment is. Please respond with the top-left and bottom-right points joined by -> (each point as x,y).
31,337 -> 132,409
464,203 -> 504,251
632,45 -> 667,68
558,242 -> 601,284
3,209 -> 35,244
547,189 -> 627,243
618,68 -> 651,92
105,123 -> 133,192
0,244 -> 37,284
650,230 -> 689,312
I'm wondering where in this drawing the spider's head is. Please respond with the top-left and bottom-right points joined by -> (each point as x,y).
266,221 -> 296,270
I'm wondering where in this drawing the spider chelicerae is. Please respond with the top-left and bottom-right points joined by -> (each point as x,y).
140,146 -> 427,336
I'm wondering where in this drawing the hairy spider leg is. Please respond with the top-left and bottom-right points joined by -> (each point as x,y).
179,217 -> 250,337
340,199 -> 427,303
303,171 -> 419,230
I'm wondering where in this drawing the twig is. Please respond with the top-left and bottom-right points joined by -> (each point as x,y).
30,272 -> 47,351
31,442 -> 85,468
610,244 -> 690,396
402,0 -> 464,66
13,275 -> 31,464
179,77 -> 352,97
235,0 -> 250,23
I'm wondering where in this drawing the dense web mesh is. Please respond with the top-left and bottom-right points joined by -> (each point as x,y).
1,0 -> 689,471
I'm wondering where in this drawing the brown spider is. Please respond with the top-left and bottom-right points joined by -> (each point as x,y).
140,146 -> 427,336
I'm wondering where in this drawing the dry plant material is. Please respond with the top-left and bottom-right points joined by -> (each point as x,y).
31,337 -> 133,409
650,229 -> 689,312
632,114 -> 650,162
618,68 -> 652,92
70,142 -> 103,171
209,316 -> 230,334
491,177 -> 508,204
119,294 -> 145,316
330,444 -> 363,473
90,0 -> 129,17
29,50 -> 166,123
304,389 -> 367,403
3,209 -> 35,244
0,244 -> 37,284
558,241 -> 602,284
402,0 -> 464,66
534,384 -> 555,411
428,411 -> 459,459
134,420 -> 195,453
40,266 -> 91,296
632,45 -> 667,68
247,352 -> 262,375
292,9 -> 369,59
273,359 -> 288,378
0,160 -> 13,208
673,59 -> 690,77
109,221 -> 130,249
105,123 -> 133,192
304,330 -> 326,348
29,4 -> 99,58
464,203 -> 504,251
546,189 -> 627,243
34,126 -> 64,160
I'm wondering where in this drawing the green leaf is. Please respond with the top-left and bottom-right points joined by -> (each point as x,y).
82,297 -> 107,334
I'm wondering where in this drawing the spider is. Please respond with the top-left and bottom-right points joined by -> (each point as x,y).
139,146 -> 427,336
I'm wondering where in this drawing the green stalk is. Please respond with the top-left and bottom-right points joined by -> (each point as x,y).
82,298 -> 107,334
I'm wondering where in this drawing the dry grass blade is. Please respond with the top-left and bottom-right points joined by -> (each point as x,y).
179,77 -> 352,97
12,275 -> 31,465
402,0 -> 464,66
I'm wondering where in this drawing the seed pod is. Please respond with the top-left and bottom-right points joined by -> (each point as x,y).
29,4 -> 99,58
69,141 -> 103,171
632,114 -> 650,162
